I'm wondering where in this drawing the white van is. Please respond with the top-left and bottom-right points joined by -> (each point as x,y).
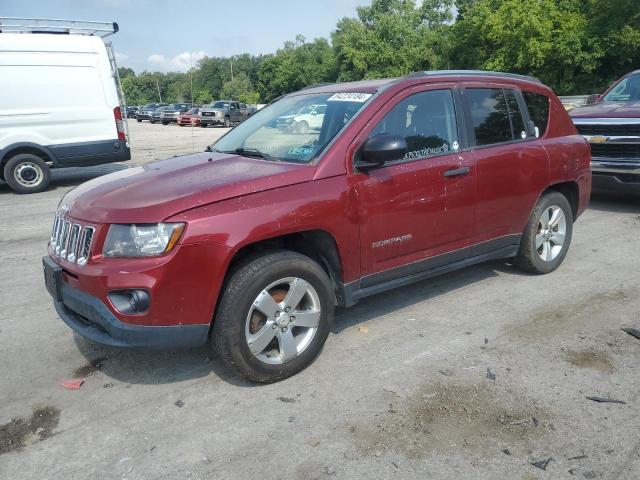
0,18 -> 130,193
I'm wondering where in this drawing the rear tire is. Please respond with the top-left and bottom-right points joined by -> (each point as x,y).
212,250 -> 334,383
515,191 -> 573,274
136,118 -> 142,123
3,154 -> 51,194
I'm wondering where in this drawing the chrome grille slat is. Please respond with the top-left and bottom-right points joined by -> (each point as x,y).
67,224 -> 81,263
60,220 -> 71,259
50,215 -> 59,249
77,227 -> 95,266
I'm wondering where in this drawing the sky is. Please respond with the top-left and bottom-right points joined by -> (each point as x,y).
2,0 -> 371,73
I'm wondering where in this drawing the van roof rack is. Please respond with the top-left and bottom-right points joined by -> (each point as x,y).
0,17 -> 119,38
407,70 -> 542,84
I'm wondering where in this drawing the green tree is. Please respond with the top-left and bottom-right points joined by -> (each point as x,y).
332,0 -> 455,81
220,72 -> 260,103
257,37 -> 337,101
452,0 -> 598,94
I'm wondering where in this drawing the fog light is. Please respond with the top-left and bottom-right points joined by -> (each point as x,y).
108,289 -> 150,314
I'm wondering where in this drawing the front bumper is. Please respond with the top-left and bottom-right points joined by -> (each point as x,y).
200,115 -> 224,126
591,159 -> 640,194
44,256 -> 209,348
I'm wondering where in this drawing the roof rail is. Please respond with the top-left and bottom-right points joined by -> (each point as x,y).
0,17 -> 119,38
407,70 -> 542,84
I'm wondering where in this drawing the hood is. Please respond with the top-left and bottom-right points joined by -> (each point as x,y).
570,101 -> 640,119
61,152 -> 315,224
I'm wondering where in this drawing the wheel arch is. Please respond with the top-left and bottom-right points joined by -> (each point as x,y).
0,143 -> 57,172
545,181 -> 579,220
227,229 -> 343,290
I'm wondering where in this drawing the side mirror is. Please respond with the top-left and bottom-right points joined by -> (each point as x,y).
586,94 -> 600,105
355,133 -> 408,171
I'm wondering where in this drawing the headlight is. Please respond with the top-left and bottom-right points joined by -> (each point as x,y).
103,223 -> 185,257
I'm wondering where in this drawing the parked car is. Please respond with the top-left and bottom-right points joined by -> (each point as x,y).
136,103 -> 167,122
178,107 -> 202,126
199,100 -> 246,127
160,103 -> 192,125
570,70 -> 640,194
44,70 -> 590,382
124,105 -> 139,119
0,19 -> 130,194
276,104 -> 327,133
150,105 -> 172,124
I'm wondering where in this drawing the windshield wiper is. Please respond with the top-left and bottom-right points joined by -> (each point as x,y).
231,147 -> 275,161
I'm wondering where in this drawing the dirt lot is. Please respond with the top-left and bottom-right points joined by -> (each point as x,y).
1,121 -> 639,479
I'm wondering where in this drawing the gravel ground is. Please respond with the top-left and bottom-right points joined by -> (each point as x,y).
1,121 -> 639,479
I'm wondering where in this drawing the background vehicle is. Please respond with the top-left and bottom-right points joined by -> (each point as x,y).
0,17 -> 130,194
160,103 -> 192,125
241,103 -> 257,117
200,100 -> 246,127
44,71 -> 590,383
125,105 -> 139,119
136,103 -> 167,122
178,107 -> 202,126
150,105 -> 172,124
570,70 -> 640,194
276,103 -> 326,133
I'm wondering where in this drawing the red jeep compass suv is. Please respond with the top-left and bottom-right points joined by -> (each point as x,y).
44,71 -> 591,382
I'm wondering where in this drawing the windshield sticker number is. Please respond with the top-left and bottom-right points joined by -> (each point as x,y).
327,93 -> 372,103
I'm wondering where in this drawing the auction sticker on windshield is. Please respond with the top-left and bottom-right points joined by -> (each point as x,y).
327,92 -> 372,103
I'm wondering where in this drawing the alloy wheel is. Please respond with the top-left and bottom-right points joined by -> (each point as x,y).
245,277 -> 321,365
536,205 -> 567,262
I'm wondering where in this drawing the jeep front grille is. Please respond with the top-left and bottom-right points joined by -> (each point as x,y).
50,214 -> 96,266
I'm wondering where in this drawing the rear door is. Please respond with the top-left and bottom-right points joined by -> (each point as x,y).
353,84 -> 476,284
461,84 -> 549,245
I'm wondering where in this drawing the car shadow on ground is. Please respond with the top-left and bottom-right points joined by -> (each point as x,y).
0,163 -> 129,194
588,193 -> 640,213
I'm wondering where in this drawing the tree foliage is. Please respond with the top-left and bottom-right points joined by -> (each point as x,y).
118,0 -> 640,105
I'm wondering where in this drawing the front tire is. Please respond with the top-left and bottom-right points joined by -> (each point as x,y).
224,117 -> 230,128
515,191 -> 573,274
136,118 -> 142,123
212,251 -> 334,383
3,154 -> 51,194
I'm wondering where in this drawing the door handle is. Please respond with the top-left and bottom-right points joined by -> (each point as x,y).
443,167 -> 470,177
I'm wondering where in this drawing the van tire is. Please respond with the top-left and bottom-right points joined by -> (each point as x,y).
515,191 -> 573,274
3,154 -> 51,194
212,250 -> 334,383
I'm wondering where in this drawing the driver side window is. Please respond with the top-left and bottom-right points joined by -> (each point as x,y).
371,89 -> 459,164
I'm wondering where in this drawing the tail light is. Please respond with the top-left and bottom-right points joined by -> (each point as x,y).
114,106 -> 126,141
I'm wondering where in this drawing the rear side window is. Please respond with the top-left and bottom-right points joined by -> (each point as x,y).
466,88 -> 527,146
371,89 -> 459,163
522,92 -> 550,137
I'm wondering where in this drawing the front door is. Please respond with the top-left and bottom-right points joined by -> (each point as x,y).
353,85 -> 476,286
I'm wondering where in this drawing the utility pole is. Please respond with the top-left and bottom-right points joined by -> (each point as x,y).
230,57 -> 234,82
156,80 -> 162,103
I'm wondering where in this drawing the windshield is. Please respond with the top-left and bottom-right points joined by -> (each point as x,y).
212,92 -> 372,163
186,107 -> 199,114
212,101 -> 230,109
602,73 -> 640,102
